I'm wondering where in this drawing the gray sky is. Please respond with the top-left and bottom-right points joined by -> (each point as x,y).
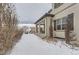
15,3 -> 52,24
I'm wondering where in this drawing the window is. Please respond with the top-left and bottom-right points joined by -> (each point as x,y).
54,13 -> 74,31
56,19 -> 62,30
36,25 -> 38,33
40,24 -> 45,33
37,25 -> 39,33
54,3 -> 63,9
54,20 -> 56,31
62,17 -> 67,30
67,13 -> 74,30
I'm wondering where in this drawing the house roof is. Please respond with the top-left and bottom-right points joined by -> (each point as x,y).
48,9 -> 52,13
34,9 -> 54,24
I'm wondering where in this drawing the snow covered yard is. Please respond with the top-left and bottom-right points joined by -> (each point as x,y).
10,33 -> 79,55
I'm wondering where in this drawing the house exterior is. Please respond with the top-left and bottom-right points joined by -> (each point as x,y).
52,3 -> 78,40
35,3 -> 79,43
35,9 -> 54,38
30,27 -> 36,33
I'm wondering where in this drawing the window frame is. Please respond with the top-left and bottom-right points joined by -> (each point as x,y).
54,13 -> 74,31
67,13 -> 74,31
40,24 -> 45,34
61,16 -> 68,30
56,19 -> 62,30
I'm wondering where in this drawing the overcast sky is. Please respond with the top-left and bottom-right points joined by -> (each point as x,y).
15,3 -> 52,24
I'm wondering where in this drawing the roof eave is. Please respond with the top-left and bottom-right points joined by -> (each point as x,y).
34,13 -> 54,24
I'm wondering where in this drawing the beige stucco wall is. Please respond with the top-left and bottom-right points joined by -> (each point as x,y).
53,3 -> 74,15
35,16 -> 51,38
45,17 -> 51,37
52,4 -> 79,40
36,18 -> 46,38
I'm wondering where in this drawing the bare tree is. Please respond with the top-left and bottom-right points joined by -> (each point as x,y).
0,3 -> 23,54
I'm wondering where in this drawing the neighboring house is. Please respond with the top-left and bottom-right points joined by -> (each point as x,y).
35,3 -> 79,42
22,26 -> 32,34
30,27 -> 36,33
35,9 -> 54,38
52,3 -> 78,40
22,26 -> 28,33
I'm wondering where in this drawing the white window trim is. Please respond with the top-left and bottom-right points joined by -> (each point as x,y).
56,19 -> 62,30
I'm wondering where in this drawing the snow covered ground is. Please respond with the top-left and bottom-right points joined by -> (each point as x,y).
10,33 -> 79,55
